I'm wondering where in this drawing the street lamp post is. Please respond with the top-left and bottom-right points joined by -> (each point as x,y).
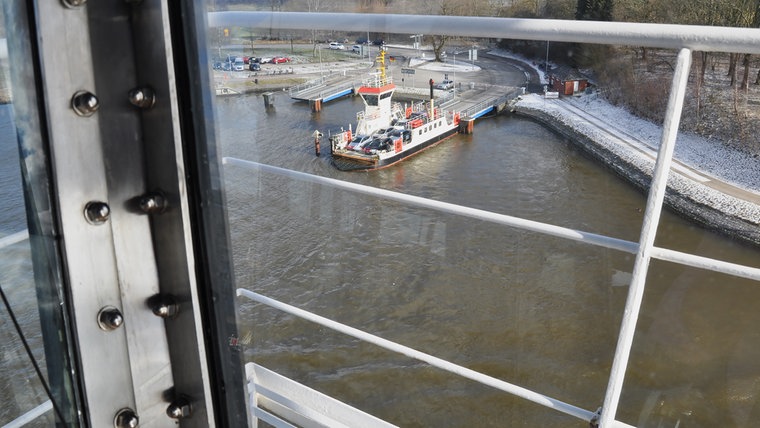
318,44 -> 323,75
410,34 -> 423,59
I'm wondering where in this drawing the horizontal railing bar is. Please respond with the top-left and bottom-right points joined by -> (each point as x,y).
224,159 -> 760,281
0,230 -> 29,250
650,246 -> 760,282
208,12 -> 760,55
2,400 -> 52,428
223,158 -> 639,254
237,288 -> 600,423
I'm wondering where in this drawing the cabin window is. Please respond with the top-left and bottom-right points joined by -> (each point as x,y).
363,94 -> 378,106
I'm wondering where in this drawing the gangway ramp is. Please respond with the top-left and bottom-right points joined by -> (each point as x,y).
289,74 -> 360,110
440,84 -> 522,133
441,85 -> 521,117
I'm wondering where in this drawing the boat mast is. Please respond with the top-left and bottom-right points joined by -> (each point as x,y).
377,46 -> 387,85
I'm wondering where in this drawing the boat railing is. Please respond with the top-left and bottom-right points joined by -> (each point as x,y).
287,75 -> 329,96
6,11 -> 760,428
361,73 -> 393,88
208,11 -> 760,428
223,157 -> 760,427
458,92 -> 514,118
237,288 -> 606,427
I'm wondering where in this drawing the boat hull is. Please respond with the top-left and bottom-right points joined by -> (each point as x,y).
331,126 -> 458,171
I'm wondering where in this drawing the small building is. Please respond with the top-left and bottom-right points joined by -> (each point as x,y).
547,65 -> 590,96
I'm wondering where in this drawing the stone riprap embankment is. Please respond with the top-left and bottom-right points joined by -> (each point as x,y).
514,93 -> 760,247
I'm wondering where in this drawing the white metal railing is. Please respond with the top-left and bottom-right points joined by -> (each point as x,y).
213,15 -> 760,428
1,401 -> 52,428
209,12 -> 760,54
4,12 -> 759,428
601,48 -> 690,427
0,230 -> 29,250
224,158 -> 760,282
237,288 -> 607,426
225,157 -> 760,426
214,15 -> 760,427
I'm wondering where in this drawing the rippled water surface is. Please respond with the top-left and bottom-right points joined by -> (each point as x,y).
2,93 -> 760,426
220,94 -> 760,427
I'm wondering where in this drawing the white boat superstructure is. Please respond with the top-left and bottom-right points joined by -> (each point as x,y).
328,49 -> 460,170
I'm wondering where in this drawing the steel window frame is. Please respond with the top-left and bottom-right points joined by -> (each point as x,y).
11,0 -> 248,425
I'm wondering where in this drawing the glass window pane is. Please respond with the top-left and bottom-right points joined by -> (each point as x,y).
1,1 -> 80,425
210,8 -> 760,427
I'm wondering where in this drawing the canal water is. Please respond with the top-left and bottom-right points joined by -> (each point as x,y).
219,93 -> 760,427
1,92 -> 760,426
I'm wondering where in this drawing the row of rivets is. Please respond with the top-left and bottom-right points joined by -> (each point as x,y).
75,81 -> 172,427
84,194 -> 179,425
67,0 -> 168,419
85,190 -> 168,226
71,86 -> 155,117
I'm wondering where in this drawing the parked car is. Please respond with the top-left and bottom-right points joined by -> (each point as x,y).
435,79 -> 455,90
352,45 -> 361,54
249,62 -> 260,71
346,134 -> 371,151
363,137 -> 392,154
259,57 -> 273,64
271,56 -> 290,64
329,42 -> 345,50
233,59 -> 246,71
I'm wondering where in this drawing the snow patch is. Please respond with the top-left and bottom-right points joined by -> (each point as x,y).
515,93 -> 760,224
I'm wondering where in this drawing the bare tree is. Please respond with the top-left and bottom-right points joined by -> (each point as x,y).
741,54 -> 752,90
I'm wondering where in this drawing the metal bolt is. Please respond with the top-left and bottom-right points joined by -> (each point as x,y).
97,306 -> 124,331
147,294 -> 178,318
114,408 -> 139,428
84,201 -> 110,224
71,91 -> 99,117
166,397 -> 192,419
139,191 -> 167,214
128,86 -> 156,109
61,0 -> 87,8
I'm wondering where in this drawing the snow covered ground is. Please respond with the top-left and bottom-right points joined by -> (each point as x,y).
515,92 -> 760,231
490,48 -> 760,195
521,93 -> 760,194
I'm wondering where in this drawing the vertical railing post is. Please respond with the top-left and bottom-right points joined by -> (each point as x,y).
599,48 -> 693,427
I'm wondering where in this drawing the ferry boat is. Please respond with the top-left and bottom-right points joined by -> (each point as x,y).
327,49 -> 461,171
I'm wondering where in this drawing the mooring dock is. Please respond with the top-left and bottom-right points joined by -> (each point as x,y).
288,73 -> 522,131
